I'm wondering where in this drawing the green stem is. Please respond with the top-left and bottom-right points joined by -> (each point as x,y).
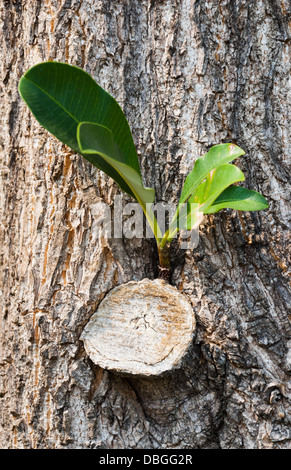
158,242 -> 171,268
142,204 -> 174,282
159,229 -> 170,249
159,224 -> 178,248
165,227 -> 179,245
142,203 -> 162,245
141,204 -> 173,281
157,242 -> 171,281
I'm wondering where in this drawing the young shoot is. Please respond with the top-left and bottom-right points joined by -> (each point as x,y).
19,62 -> 268,280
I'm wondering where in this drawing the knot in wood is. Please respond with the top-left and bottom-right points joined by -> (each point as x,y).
80,279 -> 195,377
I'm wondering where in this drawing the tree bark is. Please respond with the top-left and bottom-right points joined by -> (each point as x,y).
0,0 -> 290,449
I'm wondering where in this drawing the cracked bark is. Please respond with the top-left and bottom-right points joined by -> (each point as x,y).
0,0 -> 290,449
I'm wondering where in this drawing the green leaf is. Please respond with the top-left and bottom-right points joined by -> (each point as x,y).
18,61 -> 147,200
77,122 -> 155,208
178,164 -> 245,230
204,186 -> 269,214
175,202 -> 203,232
188,164 -> 245,211
178,143 -> 245,206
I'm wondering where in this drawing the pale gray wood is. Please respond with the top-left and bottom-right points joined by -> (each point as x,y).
81,279 -> 195,376
0,0 -> 290,449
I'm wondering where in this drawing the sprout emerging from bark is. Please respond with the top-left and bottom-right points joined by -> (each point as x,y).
19,62 -> 268,280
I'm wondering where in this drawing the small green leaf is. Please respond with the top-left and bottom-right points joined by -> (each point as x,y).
188,164 -> 245,211
178,143 -> 245,206
77,122 -> 155,208
204,186 -> 269,214
178,164 -> 245,230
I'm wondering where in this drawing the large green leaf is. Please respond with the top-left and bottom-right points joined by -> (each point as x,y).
177,164 -> 245,231
18,61 -> 147,200
178,143 -> 245,206
204,185 -> 269,214
77,122 -> 155,208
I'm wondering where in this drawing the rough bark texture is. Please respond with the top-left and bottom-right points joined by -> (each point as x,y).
0,0 -> 290,449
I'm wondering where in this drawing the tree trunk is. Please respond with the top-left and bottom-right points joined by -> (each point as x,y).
0,0 -> 290,449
